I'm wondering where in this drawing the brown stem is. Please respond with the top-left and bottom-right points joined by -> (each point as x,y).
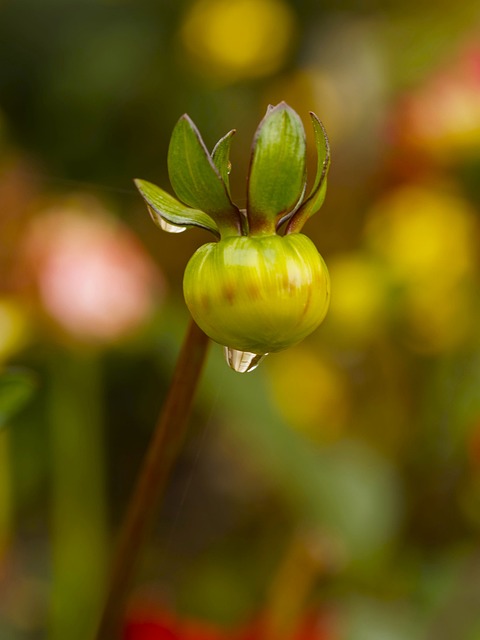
93,319 -> 210,640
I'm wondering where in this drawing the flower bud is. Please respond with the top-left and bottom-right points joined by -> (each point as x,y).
135,102 -> 331,370
183,234 -> 330,353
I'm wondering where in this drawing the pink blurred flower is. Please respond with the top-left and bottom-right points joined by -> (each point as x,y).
393,36 -> 480,159
20,196 -> 164,343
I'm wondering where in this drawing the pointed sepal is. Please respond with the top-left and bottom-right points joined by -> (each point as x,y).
135,179 -> 220,237
286,113 -> 330,234
168,115 -> 242,236
247,102 -> 307,234
211,129 -> 235,196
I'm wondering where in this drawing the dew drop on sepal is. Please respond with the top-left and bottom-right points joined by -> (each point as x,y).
158,218 -> 187,233
148,207 -> 187,233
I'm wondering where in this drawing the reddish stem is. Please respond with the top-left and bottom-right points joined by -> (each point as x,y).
94,319 -> 210,639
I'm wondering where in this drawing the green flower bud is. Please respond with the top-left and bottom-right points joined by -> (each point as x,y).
183,234 -> 330,354
135,102 -> 331,371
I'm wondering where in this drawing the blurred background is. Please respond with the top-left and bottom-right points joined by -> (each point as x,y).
1,0 -> 480,638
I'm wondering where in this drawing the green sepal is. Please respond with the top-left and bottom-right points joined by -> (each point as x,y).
0,368 -> 37,430
211,129 -> 235,196
247,102 -> 306,234
168,115 -> 242,236
134,179 -> 220,237
286,113 -> 330,234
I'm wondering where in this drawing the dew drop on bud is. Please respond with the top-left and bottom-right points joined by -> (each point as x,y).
224,347 -> 268,373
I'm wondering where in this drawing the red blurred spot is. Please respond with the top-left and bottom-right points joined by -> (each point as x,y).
124,609 -> 230,640
125,620 -> 180,640
124,610 -> 181,640
125,606 -> 339,640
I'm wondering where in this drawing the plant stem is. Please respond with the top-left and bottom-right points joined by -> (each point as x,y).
94,318 -> 210,640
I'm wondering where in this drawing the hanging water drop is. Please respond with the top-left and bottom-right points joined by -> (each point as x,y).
158,217 -> 187,233
224,347 -> 268,373
148,207 -> 187,233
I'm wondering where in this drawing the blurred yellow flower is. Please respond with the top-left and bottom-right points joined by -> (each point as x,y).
180,0 -> 296,82
365,185 -> 478,352
365,186 -> 477,285
0,299 -> 30,361
404,280 -> 474,352
326,253 -> 389,345
267,347 -> 349,443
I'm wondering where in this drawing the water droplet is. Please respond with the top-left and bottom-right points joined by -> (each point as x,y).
224,347 -> 268,373
158,218 -> 187,233
148,207 -> 187,233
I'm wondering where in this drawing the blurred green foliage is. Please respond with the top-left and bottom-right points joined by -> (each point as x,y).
0,369 -> 36,430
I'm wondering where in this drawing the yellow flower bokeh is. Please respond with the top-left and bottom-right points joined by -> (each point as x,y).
0,299 -> 30,362
180,0 -> 296,82
365,186 -> 477,286
267,347 -> 349,443
326,254 -> 389,345
365,185 -> 479,352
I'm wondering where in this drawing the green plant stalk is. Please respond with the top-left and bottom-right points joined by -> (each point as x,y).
0,431 -> 12,557
94,318 -> 210,640
48,349 -> 108,640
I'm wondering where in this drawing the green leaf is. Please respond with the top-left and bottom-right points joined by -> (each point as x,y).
134,179 -> 220,237
211,129 -> 235,196
0,368 -> 37,430
286,113 -> 330,233
247,102 -> 307,234
168,115 -> 241,236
